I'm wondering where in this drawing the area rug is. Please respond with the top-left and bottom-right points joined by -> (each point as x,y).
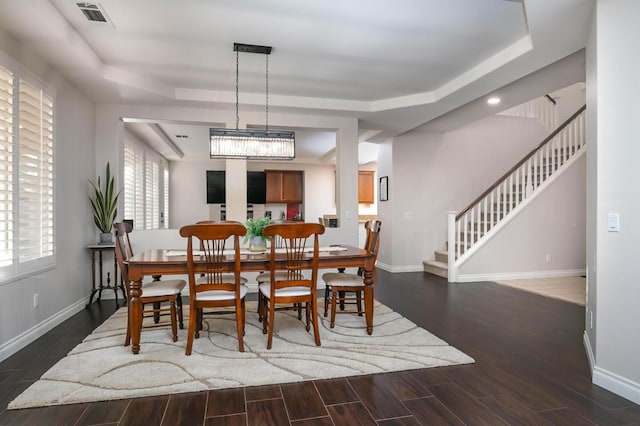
8,301 -> 474,409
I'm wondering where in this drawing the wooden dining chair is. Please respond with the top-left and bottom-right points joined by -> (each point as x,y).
179,222 -> 248,355
113,222 -> 186,345
322,220 -> 381,328
259,222 -> 325,349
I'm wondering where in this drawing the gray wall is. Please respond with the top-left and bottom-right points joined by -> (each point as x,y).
0,32 -> 96,360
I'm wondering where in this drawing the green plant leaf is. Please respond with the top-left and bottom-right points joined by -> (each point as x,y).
89,162 -> 121,233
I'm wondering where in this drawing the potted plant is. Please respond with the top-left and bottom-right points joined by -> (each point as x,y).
89,162 -> 121,244
244,217 -> 272,251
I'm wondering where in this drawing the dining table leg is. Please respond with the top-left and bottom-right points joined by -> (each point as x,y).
127,268 -> 143,354
363,264 -> 375,335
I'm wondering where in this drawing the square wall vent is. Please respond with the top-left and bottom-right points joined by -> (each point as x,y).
76,2 -> 113,25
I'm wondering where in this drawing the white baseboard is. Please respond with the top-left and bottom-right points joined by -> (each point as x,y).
456,268 -> 586,283
593,366 -> 640,405
583,331 -> 595,373
376,262 -> 423,273
0,296 -> 89,363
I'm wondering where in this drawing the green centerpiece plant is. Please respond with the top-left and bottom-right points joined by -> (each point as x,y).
244,217 -> 272,251
89,162 -> 121,244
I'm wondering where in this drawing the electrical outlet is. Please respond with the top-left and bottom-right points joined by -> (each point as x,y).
589,311 -> 593,329
545,254 -> 551,262
33,293 -> 39,308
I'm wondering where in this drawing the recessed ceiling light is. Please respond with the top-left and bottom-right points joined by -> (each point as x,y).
487,97 -> 501,105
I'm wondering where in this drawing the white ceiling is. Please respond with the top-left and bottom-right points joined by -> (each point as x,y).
0,0 -> 594,161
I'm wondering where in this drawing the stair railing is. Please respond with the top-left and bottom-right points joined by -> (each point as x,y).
447,105 -> 586,282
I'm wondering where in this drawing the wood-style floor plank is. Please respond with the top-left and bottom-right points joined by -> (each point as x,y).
376,416 -> 422,425
161,392 -> 207,426
426,383 -> 508,425
347,375 -> 411,420
206,388 -> 245,417
74,399 -> 130,425
326,402 -> 376,425
245,384 -> 281,401
281,381 -> 328,420
314,378 -> 360,406
402,396 -> 464,425
246,399 -> 290,426
204,413 -> 247,426
119,395 -> 169,426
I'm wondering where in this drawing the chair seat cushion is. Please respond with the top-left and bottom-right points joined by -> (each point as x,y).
322,273 -> 364,287
141,279 -> 186,297
197,274 -> 248,285
259,283 -> 311,298
256,271 -> 290,284
196,284 -> 249,301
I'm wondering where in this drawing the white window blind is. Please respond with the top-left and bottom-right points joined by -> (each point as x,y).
18,79 -> 54,262
0,66 -> 14,268
124,144 -> 144,230
144,159 -> 159,229
0,60 -> 55,281
163,167 -> 169,229
124,144 -> 166,230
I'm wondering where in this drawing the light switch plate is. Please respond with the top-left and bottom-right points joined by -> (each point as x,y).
608,212 -> 620,232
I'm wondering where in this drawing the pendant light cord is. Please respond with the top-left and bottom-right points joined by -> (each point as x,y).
235,49 -> 239,131
265,54 -> 269,132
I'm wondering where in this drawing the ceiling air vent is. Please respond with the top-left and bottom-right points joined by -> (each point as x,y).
76,2 -> 111,24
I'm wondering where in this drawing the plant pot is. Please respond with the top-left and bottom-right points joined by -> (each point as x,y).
249,236 -> 267,252
99,232 -> 113,244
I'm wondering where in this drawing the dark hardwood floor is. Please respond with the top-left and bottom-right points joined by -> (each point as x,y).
1,271 -> 639,425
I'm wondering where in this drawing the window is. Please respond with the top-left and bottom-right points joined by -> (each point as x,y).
0,62 -> 55,281
123,143 -> 168,230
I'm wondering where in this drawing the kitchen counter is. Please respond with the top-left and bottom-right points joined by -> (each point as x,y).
322,214 -> 377,224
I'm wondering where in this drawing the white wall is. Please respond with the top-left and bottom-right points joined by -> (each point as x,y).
459,154 -> 586,279
588,0 -> 640,404
0,36 -> 96,360
386,115 -> 550,270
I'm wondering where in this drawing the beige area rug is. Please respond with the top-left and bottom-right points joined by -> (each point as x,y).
494,276 -> 586,306
8,301 -> 474,410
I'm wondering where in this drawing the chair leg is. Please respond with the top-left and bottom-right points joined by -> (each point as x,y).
311,298 -> 321,347
330,288 -> 338,329
170,299 -> 178,342
241,298 -> 246,336
236,299 -> 244,352
185,305 -> 197,355
356,291 -> 363,316
339,291 -> 346,311
257,288 -> 263,322
195,308 -> 201,339
296,303 -> 302,320
305,302 -> 311,331
153,302 -> 161,323
262,296 -> 268,335
176,293 -> 184,329
324,286 -> 330,317
267,298 -> 276,349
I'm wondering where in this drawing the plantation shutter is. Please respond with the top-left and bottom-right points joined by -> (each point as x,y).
18,79 -> 54,262
144,159 -> 159,229
163,167 -> 169,229
0,66 -> 14,268
124,144 -> 145,230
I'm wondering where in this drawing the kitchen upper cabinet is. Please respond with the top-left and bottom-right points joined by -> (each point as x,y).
266,170 -> 303,203
358,171 -> 375,204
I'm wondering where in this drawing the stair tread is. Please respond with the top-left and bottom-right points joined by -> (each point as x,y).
435,250 -> 448,256
423,260 -> 447,269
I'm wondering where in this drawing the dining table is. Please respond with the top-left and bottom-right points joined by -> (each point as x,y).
126,245 -> 376,354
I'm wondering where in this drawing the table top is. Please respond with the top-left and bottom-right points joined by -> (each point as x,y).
87,243 -> 115,250
128,245 -> 367,265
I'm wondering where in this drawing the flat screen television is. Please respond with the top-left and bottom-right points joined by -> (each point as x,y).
206,170 -> 225,204
247,171 -> 266,204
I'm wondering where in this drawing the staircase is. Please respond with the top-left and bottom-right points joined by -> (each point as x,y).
423,105 -> 586,281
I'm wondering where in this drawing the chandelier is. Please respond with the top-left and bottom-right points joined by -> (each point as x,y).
210,43 -> 295,160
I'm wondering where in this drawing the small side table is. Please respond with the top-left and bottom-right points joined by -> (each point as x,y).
87,244 -> 127,307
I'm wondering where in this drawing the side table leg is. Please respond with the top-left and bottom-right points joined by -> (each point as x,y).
97,251 -> 104,302
87,249 -> 98,307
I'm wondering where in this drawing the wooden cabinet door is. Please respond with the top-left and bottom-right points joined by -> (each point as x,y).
266,171 -> 284,203
282,171 -> 303,202
358,171 -> 375,204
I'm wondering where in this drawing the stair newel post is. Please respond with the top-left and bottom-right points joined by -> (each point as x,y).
447,211 -> 456,283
